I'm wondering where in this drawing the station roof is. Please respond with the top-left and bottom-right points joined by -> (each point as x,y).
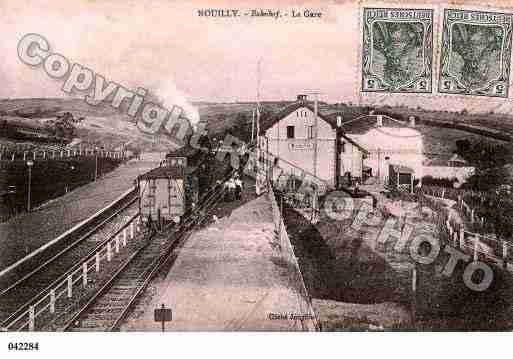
139,165 -> 193,180
390,164 -> 414,174
259,100 -> 369,154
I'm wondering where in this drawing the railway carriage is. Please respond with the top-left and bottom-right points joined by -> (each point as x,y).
138,159 -> 197,224
137,142 -> 218,224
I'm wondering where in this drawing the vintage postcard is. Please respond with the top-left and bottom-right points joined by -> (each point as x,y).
1,1 -> 513,356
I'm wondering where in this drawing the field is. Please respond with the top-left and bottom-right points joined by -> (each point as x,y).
414,124 -> 509,160
0,156 -> 123,222
2,97 -> 512,151
0,98 -> 163,152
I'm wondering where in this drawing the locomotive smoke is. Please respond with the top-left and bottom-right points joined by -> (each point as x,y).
151,80 -> 200,131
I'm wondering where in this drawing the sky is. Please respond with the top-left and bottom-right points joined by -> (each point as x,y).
2,0 -> 513,115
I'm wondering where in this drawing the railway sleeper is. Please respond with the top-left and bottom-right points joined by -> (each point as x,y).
110,285 -> 140,290
83,312 -> 122,321
97,296 -> 132,303
72,319 -> 113,329
116,276 -> 146,282
89,305 -> 129,312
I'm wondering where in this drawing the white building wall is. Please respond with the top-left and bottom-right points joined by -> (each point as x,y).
348,127 -> 425,183
340,141 -> 363,178
264,107 -> 337,185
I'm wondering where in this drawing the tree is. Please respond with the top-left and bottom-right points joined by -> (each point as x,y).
53,112 -> 76,140
460,141 -> 512,191
455,139 -> 471,155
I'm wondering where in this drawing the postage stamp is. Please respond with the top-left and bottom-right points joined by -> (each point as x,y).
438,9 -> 513,98
361,8 -> 433,93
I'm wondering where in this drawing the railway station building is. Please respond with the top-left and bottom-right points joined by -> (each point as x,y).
259,96 -> 424,190
259,95 -> 368,188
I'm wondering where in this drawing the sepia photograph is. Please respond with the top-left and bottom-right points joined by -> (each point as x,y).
1,0 -> 513,357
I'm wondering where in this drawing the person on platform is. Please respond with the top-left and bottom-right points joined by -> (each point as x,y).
271,158 -> 283,190
354,180 -> 360,196
225,177 -> 236,201
234,175 -> 243,200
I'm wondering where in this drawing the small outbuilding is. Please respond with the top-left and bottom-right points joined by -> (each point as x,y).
389,164 -> 415,193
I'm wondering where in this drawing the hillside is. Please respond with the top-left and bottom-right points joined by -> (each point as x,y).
2,98 -> 513,154
0,98 -> 174,152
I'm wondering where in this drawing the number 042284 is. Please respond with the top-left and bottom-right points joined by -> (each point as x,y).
8,342 -> 39,351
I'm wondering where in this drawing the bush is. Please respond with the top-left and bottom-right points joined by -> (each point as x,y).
421,175 -> 457,188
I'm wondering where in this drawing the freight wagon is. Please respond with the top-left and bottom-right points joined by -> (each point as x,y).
137,142 -> 215,225
138,158 -> 196,222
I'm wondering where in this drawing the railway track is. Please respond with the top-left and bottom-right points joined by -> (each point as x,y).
0,189 -> 139,329
62,181 -> 228,331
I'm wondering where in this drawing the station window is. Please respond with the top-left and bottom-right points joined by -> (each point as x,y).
307,125 -> 314,139
287,126 -> 295,139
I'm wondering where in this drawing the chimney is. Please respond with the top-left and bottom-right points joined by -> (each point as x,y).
409,116 -> 416,127
297,94 -> 308,102
376,115 -> 383,127
336,115 -> 342,128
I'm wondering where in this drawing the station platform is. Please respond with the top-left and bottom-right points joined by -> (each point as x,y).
0,156 -> 160,272
121,190 -> 317,331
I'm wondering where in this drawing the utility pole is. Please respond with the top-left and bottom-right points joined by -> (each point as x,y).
305,90 -> 321,177
411,265 -> 417,328
251,109 -> 255,144
377,148 -> 381,184
256,59 -> 262,195
94,146 -> 99,181
26,160 -> 34,212
314,94 -> 318,177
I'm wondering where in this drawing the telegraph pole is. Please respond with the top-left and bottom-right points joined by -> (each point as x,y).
305,90 -> 321,177
94,146 -> 99,181
26,160 -> 34,212
313,94 -> 318,177
251,109 -> 255,144
256,59 -> 262,195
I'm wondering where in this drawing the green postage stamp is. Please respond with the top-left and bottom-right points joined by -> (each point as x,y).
439,9 -> 513,97
362,8 -> 433,93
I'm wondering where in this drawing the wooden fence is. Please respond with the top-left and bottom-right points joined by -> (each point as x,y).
269,183 -> 319,331
3,215 -> 143,331
0,148 -> 127,162
418,190 -> 513,272
420,185 -> 485,227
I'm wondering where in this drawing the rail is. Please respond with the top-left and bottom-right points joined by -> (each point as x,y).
3,163 -> 243,331
0,187 -> 137,288
63,173 -> 230,331
112,185 -> 228,330
1,212 -> 144,331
